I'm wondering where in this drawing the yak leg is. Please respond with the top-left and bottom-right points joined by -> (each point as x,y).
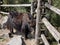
8,25 -> 14,38
25,24 -> 31,39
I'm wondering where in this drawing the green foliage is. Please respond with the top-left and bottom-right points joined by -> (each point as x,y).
2,0 -> 31,12
47,0 -> 60,27
51,13 -> 60,27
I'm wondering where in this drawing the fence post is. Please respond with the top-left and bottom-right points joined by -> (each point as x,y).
35,0 -> 41,45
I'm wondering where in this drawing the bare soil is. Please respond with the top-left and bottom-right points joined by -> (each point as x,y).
0,29 -> 36,45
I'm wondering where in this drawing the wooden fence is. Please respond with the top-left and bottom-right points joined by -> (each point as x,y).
0,11 -> 9,14
0,4 -> 31,7
0,3 -> 34,15
35,0 -> 60,45
44,3 -> 60,45
41,34 -> 50,45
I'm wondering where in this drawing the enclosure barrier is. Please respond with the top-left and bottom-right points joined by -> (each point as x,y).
0,11 -> 9,14
0,4 -> 31,7
35,1 -> 60,45
41,34 -> 50,45
35,0 -> 41,45
0,3 -> 34,15
45,3 -> 60,15
42,17 -> 60,44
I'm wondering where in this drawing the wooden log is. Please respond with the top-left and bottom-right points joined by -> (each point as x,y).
41,34 -> 50,45
42,18 -> 60,43
0,11 -> 9,14
45,3 -> 60,15
0,4 -> 31,7
35,0 -> 41,45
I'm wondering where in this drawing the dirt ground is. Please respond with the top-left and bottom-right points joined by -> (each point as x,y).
0,29 -> 36,45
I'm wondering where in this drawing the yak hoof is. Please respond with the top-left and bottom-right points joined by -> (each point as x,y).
12,32 -> 15,34
25,36 -> 28,40
8,33 -> 13,38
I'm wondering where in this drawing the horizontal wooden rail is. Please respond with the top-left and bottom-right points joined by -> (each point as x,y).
0,11 -> 9,14
0,4 -> 31,7
42,18 -> 60,43
45,3 -> 60,15
41,34 -> 50,45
